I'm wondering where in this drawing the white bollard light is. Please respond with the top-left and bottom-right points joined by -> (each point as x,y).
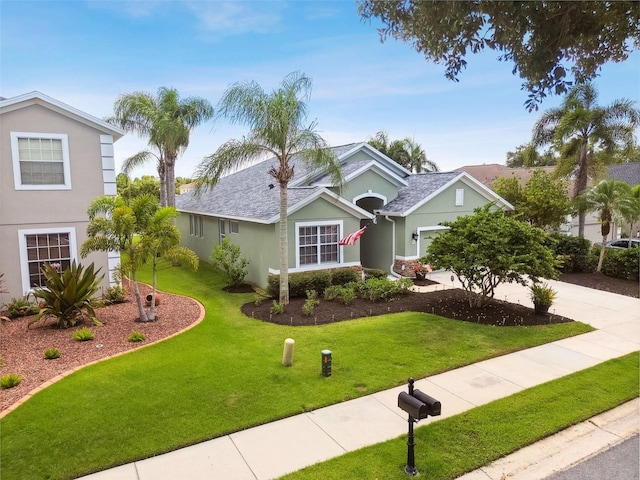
282,338 -> 295,367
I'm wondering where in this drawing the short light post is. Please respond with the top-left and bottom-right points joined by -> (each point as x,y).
397,378 -> 441,476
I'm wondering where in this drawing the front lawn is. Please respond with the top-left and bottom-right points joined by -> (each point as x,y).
0,261 -> 593,480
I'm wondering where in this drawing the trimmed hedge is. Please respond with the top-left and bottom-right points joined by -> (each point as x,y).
547,233 -> 595,273
601,247 -> 640,281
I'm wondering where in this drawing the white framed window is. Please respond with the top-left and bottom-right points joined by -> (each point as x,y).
230,221 -> 239,234
455,188 -> 464,206
190,215 -> 205,237
18,227 -> 77,294
11,132 -> 71,190
296,221 -> 341,267
219,219 -> 226,243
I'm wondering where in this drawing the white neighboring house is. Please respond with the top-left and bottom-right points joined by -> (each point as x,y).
0,92 -> 124,301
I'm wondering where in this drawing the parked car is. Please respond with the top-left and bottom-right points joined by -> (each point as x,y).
600,239 -> 640,249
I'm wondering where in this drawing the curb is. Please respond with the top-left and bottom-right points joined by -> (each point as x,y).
456,398 -> 639,479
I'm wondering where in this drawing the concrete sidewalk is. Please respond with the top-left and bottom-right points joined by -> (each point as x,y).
80,275 -> 639,480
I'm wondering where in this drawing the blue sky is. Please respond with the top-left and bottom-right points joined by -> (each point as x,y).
2,0 -> 639,178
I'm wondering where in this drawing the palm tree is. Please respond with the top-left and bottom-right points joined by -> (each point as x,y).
111,87 -> 214,207
532,83 -> 639,237
81,194 -> 198,321
367,130 -> 410,166
403,137 -> 438,173
138,207 -> 199,320
367,131 -> 437,172
578,179 -> 635,272
81,194 -> 157,321
194,72 -> 343,305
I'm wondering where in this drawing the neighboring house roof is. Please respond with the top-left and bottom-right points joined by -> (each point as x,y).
607,162 -> 640,187
456,164 -> 555,186
178,182 -> 197,194
178,143 -> 511,223
0,91 -> 124,139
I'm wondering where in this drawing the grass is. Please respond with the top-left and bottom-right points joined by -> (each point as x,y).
281,353 -> 639,480
1,261 -> 594,480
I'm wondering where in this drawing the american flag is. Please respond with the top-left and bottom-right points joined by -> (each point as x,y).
339,225 -> 367,246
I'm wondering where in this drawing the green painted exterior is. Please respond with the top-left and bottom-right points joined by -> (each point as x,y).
399,179 -> 502,259
177,146 -> 510,288
338,168 -> 400,205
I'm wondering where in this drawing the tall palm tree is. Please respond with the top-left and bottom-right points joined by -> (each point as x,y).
111,87 -> 214,207
194,72 -> 343,305
404,137 -> 438,173
367,131 -> 437,172
532,83 -> 639,236
368,130 -> 410,166
578,179 -> 635,272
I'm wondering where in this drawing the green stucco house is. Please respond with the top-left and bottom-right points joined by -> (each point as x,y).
175,143 -> 512,288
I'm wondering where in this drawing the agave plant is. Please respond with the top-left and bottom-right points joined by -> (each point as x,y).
31,260 -> 104,328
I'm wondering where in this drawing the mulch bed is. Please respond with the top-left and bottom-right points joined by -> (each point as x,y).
241,285 -> 573,327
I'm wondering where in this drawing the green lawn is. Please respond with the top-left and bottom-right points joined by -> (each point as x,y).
281,353 -> 639,480
1,261 -> 594,480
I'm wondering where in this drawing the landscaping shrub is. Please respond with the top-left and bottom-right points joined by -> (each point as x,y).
128,331 -> 145,342
547,234 -> 593,273
4,295 -> 39,318
0,373 -> 22,390
363,268 -> 387,280
32,260 -> 104,328
330,268 -> 359,285
302,290 -> 320,316
601,247 -> 640,281
72,327 -> 95,342
358,277 -> 413,301
103,285 -> 127,304
210,238 -> 249,287
43,348 -> 60,360
267,271 -> 332,298
324,284 -> 357,306
270,301 -> 285,315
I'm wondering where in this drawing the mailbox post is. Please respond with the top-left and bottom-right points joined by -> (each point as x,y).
397,378 -> 441,476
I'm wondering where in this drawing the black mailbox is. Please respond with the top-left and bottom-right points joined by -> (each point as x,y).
412,389 -> 441,417
398,391 -> 429,419
398,378 -> 442,476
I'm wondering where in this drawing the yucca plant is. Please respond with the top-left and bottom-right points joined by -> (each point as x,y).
31,260 -> 104,328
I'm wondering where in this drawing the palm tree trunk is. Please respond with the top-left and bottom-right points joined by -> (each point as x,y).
597,235 -> 607,272
165,157 -> 176,208
158,161 -> 167,207
575,139 -> 590,237
147,254 -> 158,321
279,183 -> 289,305
131,271 -> 149,322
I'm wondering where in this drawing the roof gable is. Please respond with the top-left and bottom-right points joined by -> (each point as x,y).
378,171 -> 513,216
0,91 -> 124,139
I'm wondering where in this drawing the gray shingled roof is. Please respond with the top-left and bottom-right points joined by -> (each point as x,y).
176,145 -> 360,221
378,172 -> 460,214
176,144 -> 468,221
608,163 -> 640,186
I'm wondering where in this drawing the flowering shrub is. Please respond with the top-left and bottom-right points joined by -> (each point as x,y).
103,285 -> 127,304
413,264 -> 433,276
